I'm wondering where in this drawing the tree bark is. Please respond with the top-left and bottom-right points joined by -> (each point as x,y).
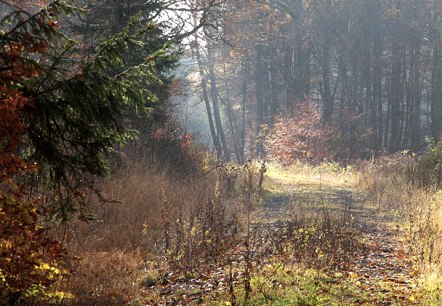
409,41 -> 422,151
241,59 -> 248,163
255,44 -> 265,158
207,45 -> 230,161
389,41 -> 402,153
431,7 -> 442,142
321,36 -> 333,125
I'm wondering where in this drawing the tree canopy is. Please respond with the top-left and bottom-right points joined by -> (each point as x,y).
1,0 -> 177,220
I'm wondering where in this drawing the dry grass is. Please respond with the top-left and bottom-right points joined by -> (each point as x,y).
53,155 -> 442,304
264,162 -> 358,195
53,158 -> 262,305
259,163 -> 361,269
63,251 -> 143,306
359,156 -> 442,301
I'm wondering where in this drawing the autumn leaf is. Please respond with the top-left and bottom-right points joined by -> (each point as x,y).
396,249 -> 406,260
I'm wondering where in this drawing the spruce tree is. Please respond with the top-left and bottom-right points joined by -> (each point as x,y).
1,0 -> 176,220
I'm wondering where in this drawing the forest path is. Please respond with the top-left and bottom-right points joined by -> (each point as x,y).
253,165 -> 419,305
139,166 -> 420,305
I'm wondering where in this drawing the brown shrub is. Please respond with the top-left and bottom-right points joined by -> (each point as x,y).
55,158 -> 262,304
63,251 -> 143,306
358,156 -> 442,274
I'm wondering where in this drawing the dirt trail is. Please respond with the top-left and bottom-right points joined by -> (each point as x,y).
140,169 -> 420,305
258,170 -> 418,305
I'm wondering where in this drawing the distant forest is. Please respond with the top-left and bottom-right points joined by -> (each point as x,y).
187,0 -> 442,162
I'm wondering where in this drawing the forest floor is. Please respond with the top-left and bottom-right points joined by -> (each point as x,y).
137,165 -> 428,305
251,166 -> 419,305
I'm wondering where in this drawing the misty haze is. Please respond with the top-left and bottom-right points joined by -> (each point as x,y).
1,0 -> 442,305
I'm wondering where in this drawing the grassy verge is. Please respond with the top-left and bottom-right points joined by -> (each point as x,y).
53,158 -> 263,305
54,158 -> 442,305
359,155 -> 442,304
263,162 -> 358,193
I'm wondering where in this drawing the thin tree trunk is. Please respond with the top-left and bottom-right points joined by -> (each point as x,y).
221,63 -> 242,162
269,58 -> 281,119
241,59 -> 248,163
222,96 -> 242,162
193,39 -> 222,158
373,32 -> 384,153
322,37 -> 333,125
410,41 -> 422,151
208,44 -> 230,161
431,7 -> 442,141
255,44 -> 265,158
362,22 -> 375,155
389,41 -> 402,153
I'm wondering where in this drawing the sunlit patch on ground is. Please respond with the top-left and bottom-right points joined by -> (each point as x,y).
134,162 -> 441,305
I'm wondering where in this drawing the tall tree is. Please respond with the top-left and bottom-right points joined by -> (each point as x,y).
431,1 -> 442,141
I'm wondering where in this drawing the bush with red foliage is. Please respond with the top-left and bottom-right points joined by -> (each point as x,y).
265,100 -> 334,165
0,2 -> 69,303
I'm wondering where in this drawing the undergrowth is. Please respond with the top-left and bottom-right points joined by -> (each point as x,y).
54,156 -> 264,305
359,152 -> 442,304
50,153 -> 442,305
212,163 -> 363,306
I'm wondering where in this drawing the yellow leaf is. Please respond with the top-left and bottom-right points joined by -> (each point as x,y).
4,240 -> 12,249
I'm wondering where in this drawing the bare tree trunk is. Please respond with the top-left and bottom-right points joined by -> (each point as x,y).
220,63 -> 242,162
207,45 -> 230,161
338,59 -> 352,160
321,36 -> 333,125
389,41 -> 402,153
223,96 -> 242,162
269,58 -> 281,119
241,59 -> 248,163
431,6 -> 442,141
255,44 -> 265,158
193,40 -> 222,158
373,30 -> 384,153
410,41 -> 422,151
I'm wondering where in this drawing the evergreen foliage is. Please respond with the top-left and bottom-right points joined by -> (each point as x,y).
1,0 -> 177,220
70,0 -> 180,134
0,0 -> 179,301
